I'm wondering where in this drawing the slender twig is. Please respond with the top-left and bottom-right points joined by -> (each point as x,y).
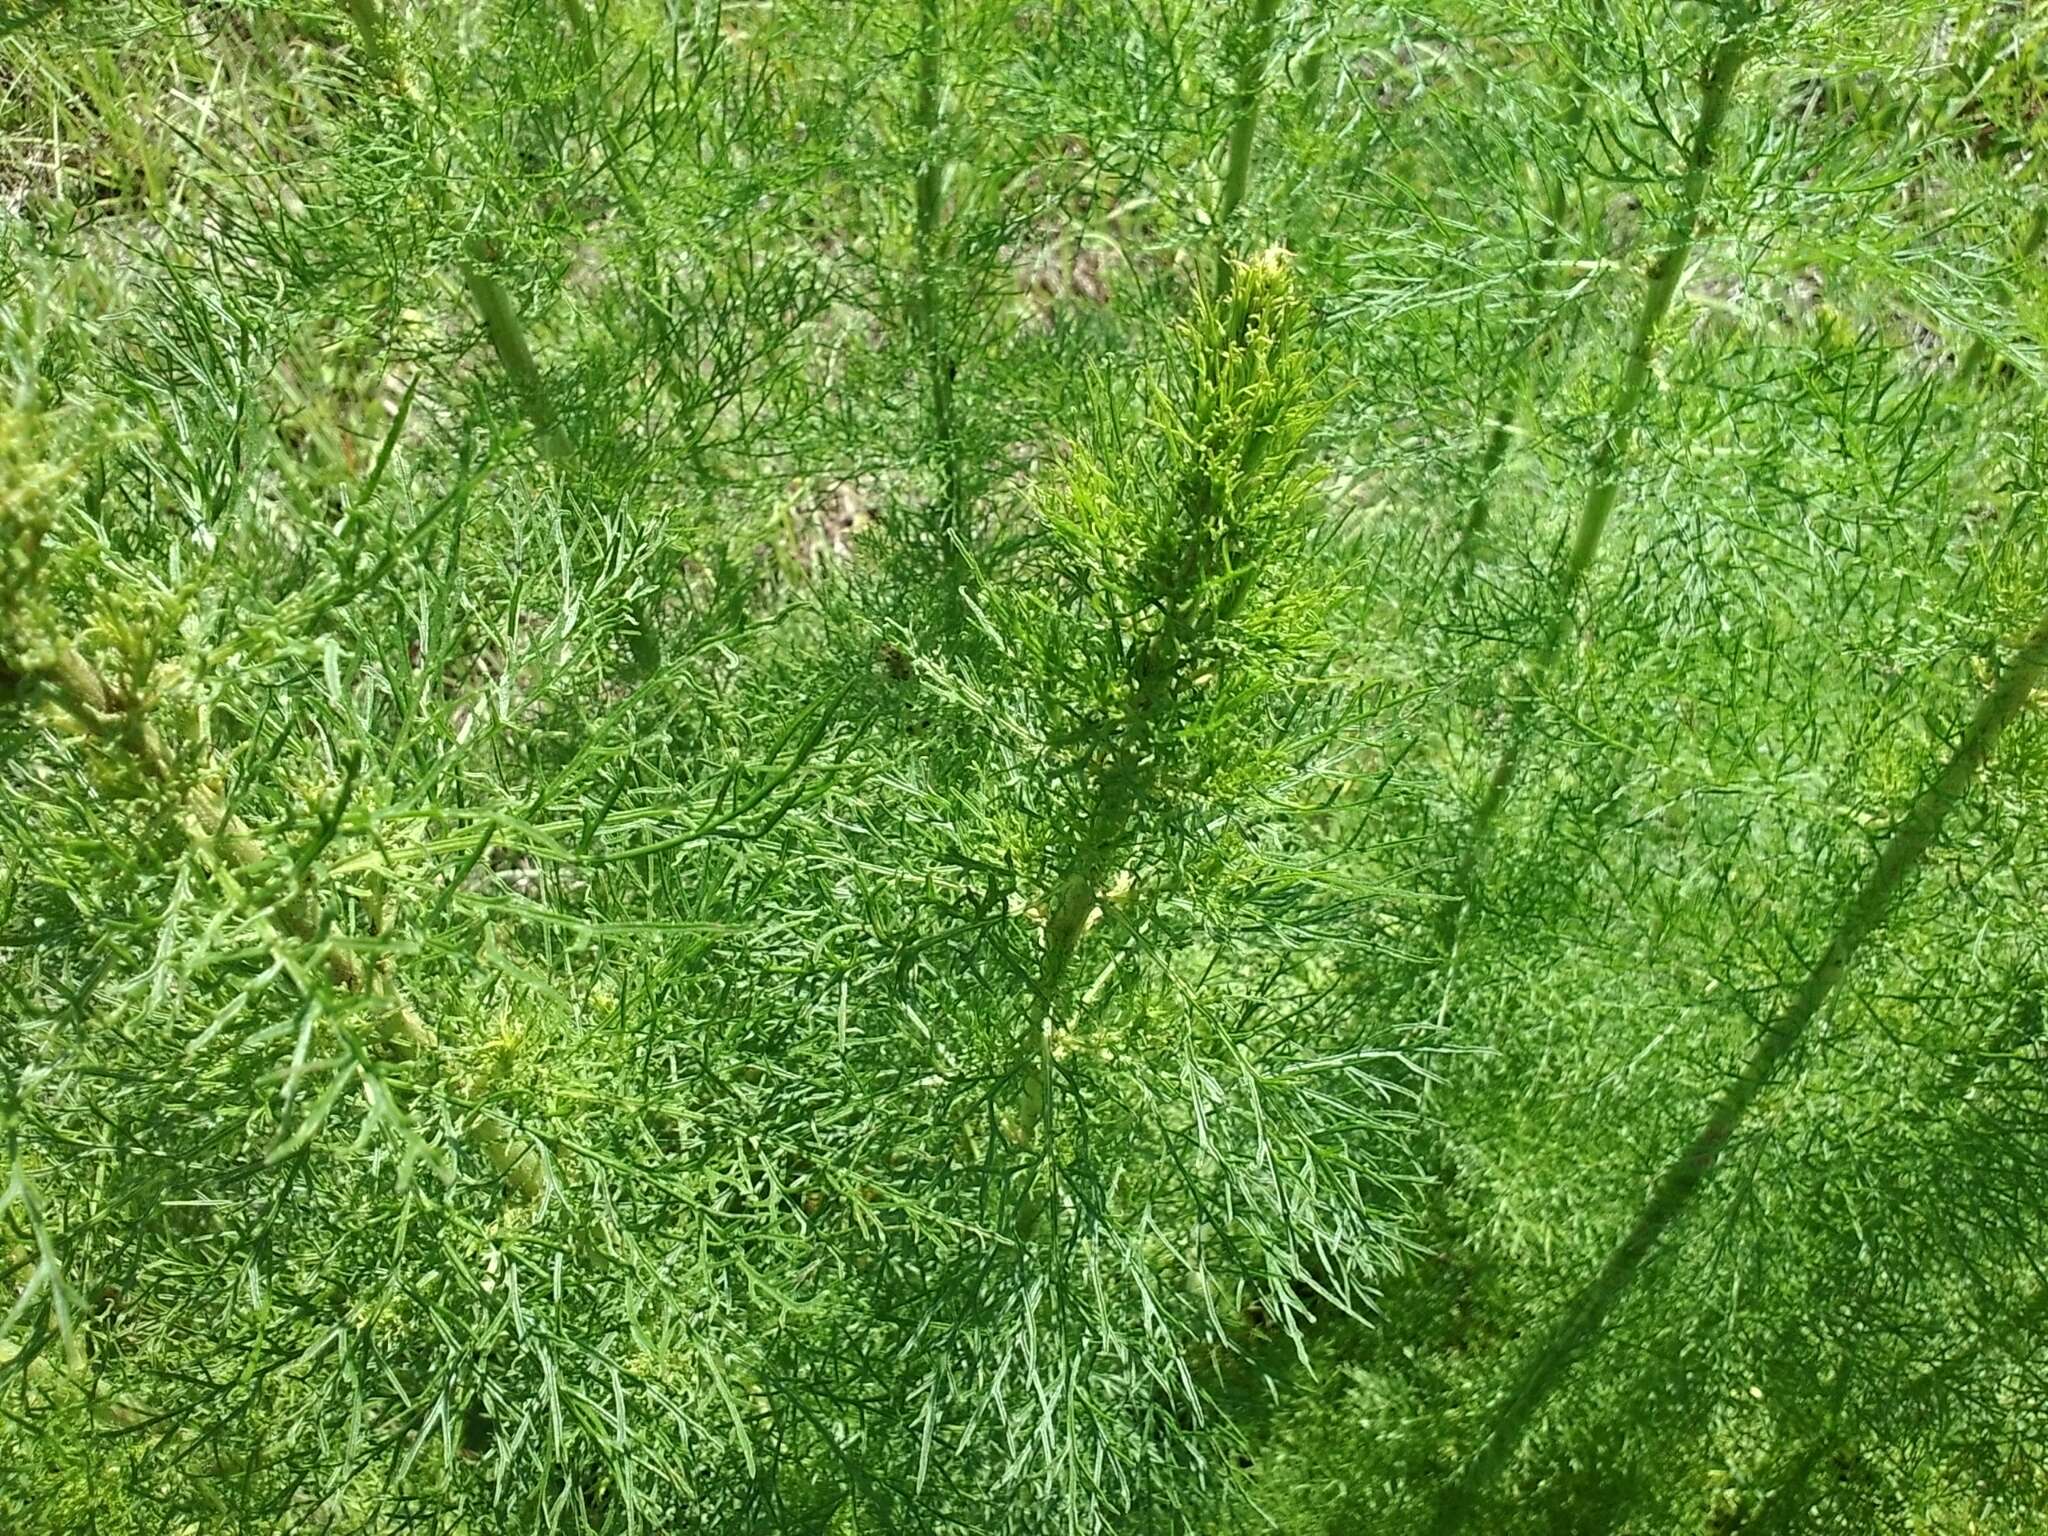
1429,606 -> 2048,1534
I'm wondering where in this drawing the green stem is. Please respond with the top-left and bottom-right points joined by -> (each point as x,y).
1005,263 -> 1304,1221
1446,28 -> 1597,592
461,243 -> 572,464
1010,792 -> 1132,1159
341,2 -> 570,467
559,0 -> 650,226
1007,569 -> 1237,1235
1429,606 -> 2048,1534
910,0 -> 964,546
1215,0 -> 1283,274
1439,6 -> 1754,948
342,0 -> 400,84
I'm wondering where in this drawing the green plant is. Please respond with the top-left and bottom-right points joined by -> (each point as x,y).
1432,601 -> 2048,1533
6,2 -> 2048,1533
1439,0 -> 1761,950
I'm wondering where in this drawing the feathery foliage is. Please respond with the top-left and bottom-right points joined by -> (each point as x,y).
4,1 -> 2047,1533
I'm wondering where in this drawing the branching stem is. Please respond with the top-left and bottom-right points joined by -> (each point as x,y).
1429,606 -> 2048,1534
1446,24 -> 1598,592
1005,258 -> 1314,1230
1440,4 -> 1755,948
23,638 -> 543,1200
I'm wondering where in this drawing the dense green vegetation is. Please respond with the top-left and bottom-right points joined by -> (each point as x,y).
3,1 -> 2045,1531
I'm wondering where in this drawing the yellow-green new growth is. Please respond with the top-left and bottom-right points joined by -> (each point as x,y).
0,404 -> 71,682
1012,248 -> 1328,1183
1050,248 -> 1323,664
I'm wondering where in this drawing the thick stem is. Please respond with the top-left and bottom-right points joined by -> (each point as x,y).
1429,607 -> 2048,1534
1001,254 -> 1311,1236
1008,534 -> 1216,1164
1439,7 -> 1754,948
342,0 -> 401,84
461,245 -> 572,465
1533,15 -> 1750,671
1214,0 -> 1283,275
1009,791 -> 1133,1156
1007,588 -> 1220,1240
